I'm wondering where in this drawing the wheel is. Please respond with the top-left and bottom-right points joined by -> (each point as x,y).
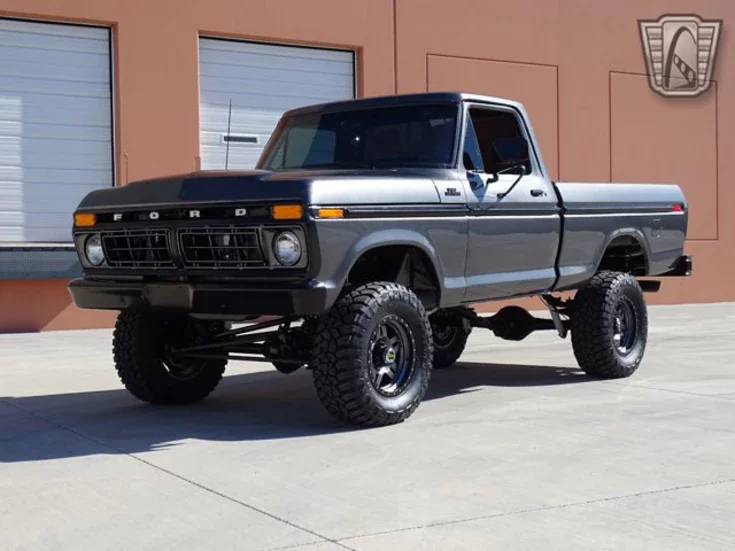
570,271 -> 648,379
429,309 -> 471,368
311,282 -> 433,427
112,309 -> 227,404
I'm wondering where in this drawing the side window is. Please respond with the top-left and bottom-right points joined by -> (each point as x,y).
463,108 -> 529,174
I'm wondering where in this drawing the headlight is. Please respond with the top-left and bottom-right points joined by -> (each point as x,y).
273,231 -> 302,266
84,234 -> 105,266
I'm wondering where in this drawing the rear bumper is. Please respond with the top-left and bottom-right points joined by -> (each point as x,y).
68,278 -> 332,317
661,255 -> 693,277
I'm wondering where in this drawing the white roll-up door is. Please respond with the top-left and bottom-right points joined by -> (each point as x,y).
0,19 -> 112,243
198,38 -> 354,170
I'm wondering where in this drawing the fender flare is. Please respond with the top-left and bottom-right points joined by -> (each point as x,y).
595,227 -> 652,275
332,228 -> 445,299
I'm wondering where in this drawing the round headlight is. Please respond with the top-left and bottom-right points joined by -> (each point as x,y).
273,231 -> 302,266
85,234 -> 105,266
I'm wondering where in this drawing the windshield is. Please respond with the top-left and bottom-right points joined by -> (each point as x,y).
260,103 -> 458,171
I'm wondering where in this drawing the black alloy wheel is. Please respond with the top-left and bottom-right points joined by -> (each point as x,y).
571,271 -> 648,379
368,314 -> 417,397
311,282 -> 433,426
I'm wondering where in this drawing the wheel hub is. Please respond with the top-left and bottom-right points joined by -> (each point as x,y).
431,312 -> 462,350
368,315 -> 416,397
612,298 -> 637,355
433,323 -> 458,348
163,346 -> 207,381
161,322 -> 210,381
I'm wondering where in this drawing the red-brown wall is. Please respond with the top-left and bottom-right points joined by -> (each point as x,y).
0,0 -> 731,331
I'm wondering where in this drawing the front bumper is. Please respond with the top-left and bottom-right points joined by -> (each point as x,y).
68,278 -> 332,316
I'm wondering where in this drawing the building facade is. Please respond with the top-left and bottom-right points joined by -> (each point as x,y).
0,0 -> 731,332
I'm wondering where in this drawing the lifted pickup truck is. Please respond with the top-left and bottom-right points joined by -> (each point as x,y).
70,92 -> 691,426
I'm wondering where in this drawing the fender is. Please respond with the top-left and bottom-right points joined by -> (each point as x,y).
318,226 -> 447,309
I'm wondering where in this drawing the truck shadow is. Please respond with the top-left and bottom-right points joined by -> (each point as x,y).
1,361 -> 591,463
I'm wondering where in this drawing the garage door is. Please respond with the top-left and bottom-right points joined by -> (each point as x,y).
199,38 -> 354,170
0,19 -> 112,243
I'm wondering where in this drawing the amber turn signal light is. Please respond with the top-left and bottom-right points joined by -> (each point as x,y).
317,208 -> 344,219
272,204 -> 304,220
74,213 -> 96,227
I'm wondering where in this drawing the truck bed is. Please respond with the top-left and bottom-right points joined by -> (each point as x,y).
553,182 -> 688,290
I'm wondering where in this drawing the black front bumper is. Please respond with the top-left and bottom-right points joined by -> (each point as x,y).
68,278 -> 332,316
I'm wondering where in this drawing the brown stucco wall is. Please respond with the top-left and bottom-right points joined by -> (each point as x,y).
0,0 -> 731,331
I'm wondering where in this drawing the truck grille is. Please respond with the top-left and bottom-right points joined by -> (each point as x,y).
179,227 -> 265,268
101,229 -> 174,268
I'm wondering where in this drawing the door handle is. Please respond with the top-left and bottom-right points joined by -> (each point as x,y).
530,189 -> 546,197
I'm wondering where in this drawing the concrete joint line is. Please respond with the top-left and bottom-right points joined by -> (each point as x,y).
337,478 -> 735,543
603,381 -> 735,401
0,398 -> 354,551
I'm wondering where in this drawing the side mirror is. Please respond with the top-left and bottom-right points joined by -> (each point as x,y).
491,137 -> 530,200
492,137 -> 529,167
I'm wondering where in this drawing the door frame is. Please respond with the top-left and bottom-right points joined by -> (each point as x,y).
457,101 -> 561,301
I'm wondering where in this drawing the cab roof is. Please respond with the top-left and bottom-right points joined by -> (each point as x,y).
283,92 -> 524,117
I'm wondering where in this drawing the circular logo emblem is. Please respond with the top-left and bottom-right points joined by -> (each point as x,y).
385,349 -> 397,363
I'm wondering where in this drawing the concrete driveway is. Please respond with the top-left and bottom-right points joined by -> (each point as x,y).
1,303 -> 734,550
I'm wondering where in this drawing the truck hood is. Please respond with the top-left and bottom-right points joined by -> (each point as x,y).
76,169 -> 443,211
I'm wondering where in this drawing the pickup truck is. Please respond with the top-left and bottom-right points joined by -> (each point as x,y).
69,92 -> 691,427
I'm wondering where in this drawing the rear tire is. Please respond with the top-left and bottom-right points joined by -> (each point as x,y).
311,282 -> 433,427
429,309 -> 471,368
570,271 -> 648,379
113,310 -> 227,404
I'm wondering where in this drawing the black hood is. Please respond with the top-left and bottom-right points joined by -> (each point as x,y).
76,170 -> 311,211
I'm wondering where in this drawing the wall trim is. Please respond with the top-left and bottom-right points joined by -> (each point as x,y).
0,248 -> 81,280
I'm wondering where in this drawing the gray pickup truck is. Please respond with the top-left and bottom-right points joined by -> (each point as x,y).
70,92 -> 691,426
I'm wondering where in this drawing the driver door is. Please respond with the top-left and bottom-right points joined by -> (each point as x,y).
461,104 -> 560,302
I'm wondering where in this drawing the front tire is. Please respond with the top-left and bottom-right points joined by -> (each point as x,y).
311,282 -> 433,427
570,271 -> 648,379
113,309 -> 227,404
